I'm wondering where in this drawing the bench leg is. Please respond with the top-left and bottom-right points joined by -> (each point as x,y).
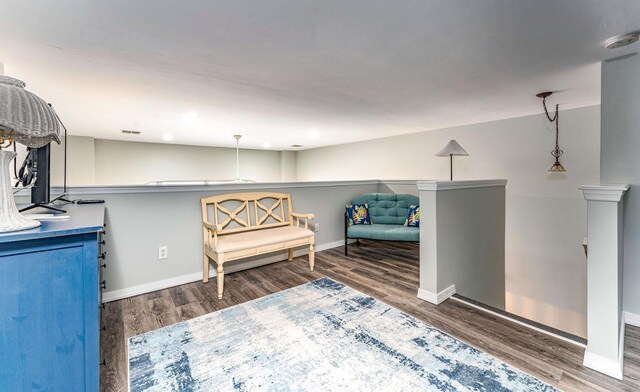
287,248 -> 294,261
216,264 -> 225,299
203,253 -> 210,283
309,244 -> 315,271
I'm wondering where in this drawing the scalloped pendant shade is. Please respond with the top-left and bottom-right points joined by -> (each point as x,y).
548,161 -> 567,173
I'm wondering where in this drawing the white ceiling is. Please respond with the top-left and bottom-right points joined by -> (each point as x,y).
1,1 -> 639,150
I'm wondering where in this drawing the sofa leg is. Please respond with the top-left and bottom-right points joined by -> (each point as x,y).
309,244 -> 315,271
216,264 -> 225,299
203,254 -> 210,283
356,239 -> 360,245
287,248 -> 294,261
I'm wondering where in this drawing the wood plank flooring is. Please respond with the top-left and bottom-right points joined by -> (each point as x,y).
100,240 -> 640,391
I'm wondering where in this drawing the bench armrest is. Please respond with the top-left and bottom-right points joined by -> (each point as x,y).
203,221 -> 224,248
290,212 -> 315,229
203,221 -> 224,232
290,212 -> 315,220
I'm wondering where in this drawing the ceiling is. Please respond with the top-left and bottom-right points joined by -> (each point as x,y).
1,1 -> 639,150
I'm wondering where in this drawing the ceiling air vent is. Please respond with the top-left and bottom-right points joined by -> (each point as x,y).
121,129 -> 141,135
290,144 -> 303,148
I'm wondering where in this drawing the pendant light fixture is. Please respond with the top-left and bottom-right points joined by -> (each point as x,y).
537,91 -> 566,173
233,134 -> 242,181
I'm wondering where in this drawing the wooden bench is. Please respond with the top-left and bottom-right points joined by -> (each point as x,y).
201,192 -> 315,299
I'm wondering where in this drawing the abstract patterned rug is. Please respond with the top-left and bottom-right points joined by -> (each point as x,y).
128,278 -> 557,391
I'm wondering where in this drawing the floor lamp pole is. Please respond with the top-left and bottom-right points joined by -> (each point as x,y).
450,154 -> 453,181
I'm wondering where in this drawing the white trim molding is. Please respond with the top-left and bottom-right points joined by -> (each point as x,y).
102,239 -> 352,302
417,179 -> 507,191
49,179 -> 381,196
583,312 -> 626,380
450,296 -> 586,347
580,184 -> 630,202
378,180 -> 420,185
624,311 -> 640,328
417,284 -> 456,305
583,351 -> 624,380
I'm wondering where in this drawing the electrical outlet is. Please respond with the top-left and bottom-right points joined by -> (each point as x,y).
158,246 -> 168,260
314,223 -> 320,232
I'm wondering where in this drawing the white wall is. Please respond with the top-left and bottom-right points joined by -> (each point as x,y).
298,105 -> 601,337
600,53 -> 640,317
50,135 -> 96,185
50,137 -> 285,185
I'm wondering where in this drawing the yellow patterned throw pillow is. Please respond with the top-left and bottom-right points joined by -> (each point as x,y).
345,204 -> 372,226
404,205 -> 420,227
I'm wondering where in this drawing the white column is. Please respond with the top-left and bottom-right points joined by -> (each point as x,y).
417,179 -> 506,307
580,184 -> 629,380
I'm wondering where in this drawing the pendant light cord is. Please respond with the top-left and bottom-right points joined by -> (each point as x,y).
542,96 -> 562,160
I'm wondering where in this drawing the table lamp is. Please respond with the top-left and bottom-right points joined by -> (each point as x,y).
436,139 -> 469,181
0,74 -> 61,232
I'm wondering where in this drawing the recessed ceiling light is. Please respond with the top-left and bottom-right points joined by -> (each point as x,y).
262,142 -> 272,149
121,129 -> 141,135
290,144 -> 303,148
163,134 -> 174,141
308,130 -> 319,140
605,32 -> 640,49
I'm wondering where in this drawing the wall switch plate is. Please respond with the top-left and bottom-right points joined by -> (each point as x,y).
314,223 -> 320,232
158,246 -> 168,260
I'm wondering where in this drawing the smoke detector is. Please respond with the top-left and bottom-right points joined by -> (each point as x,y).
605,32 -> 640,49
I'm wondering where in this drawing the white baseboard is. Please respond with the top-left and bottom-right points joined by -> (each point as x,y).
102,239 -> 349,303
624,311 -> 640,327
583,312 -> 626,380
417,284 -> 456,305
450,296 -> 586,347
583,351 -> 623,380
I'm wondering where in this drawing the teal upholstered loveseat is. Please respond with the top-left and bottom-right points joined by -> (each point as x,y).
344,193 -> 419,255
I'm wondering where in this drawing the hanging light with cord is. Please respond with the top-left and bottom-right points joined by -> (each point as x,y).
537,91 -> 566,173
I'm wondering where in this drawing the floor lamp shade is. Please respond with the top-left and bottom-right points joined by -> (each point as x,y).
0,75 -> 61,232
436,140 -> 469,181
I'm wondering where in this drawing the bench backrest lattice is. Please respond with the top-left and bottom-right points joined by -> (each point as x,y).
200,192 -> 293,236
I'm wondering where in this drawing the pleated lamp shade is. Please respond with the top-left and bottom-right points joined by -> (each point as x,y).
436,140 -> 469,157
0,75 -> 61,147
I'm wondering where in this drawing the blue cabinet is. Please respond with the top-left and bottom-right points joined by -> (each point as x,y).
0,204 -> 105,391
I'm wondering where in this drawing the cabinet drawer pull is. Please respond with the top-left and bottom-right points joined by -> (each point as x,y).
99,252 -> 107,259
100,240 -> 106,245
99,303 -> 106,310
100,263 -> 107,269
100,280 -> 106,290
101,359 -> 107,366
101,325 -> 106,331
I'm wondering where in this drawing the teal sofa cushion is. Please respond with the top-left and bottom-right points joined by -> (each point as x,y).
347,224 -> 419,242
351,193 -> 419,225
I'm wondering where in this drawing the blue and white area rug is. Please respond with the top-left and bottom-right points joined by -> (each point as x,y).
129,277 -> 557,391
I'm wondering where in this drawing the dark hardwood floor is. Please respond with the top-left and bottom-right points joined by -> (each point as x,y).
101,240 -> 640,391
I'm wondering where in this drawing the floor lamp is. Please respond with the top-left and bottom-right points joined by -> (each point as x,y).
436,140 -> 469,181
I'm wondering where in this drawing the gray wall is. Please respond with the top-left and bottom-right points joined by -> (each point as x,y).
600,53 -> 640,315
69,181 -> 378,298
436,187 -> 506,308
298,106 -> 600,337
419,184 -> 505,309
